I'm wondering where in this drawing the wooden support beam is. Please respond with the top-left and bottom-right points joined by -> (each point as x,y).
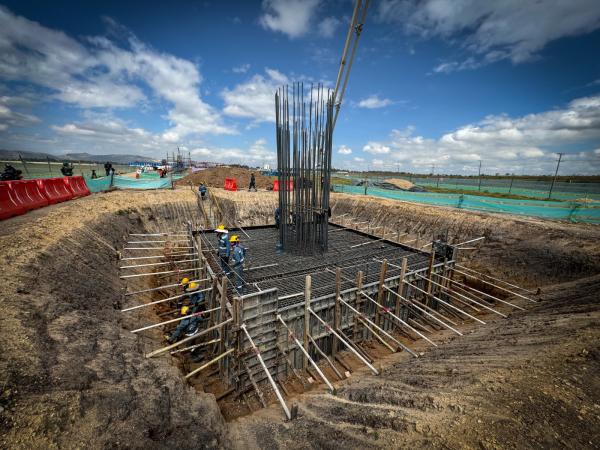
303,275 -> 311,369
376,259 -> 388,328
353,271 -> 364,340
333,268 -> 341,358
395,257 -> 408,317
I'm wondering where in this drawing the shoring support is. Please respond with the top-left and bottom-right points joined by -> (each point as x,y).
128,233 -> 188,237
218,276 -> 228,374
131,306 -> 219,333
333,268 -> 342,358
124,247 -> 194,250
455,236 -> 485,247
145,318 -> 233,358
338,297 -> 418,357
124,278 -> 207,296
241,324 -> 292,420
376,259 -> 388,327
449,280 -> 523,312
120,253 -> 197,261
455,264 -> 537,295
408,281 -> 486,325
170,338 -> 220,355
185,348 -> 235,380
425,250 -> 436,306
277,315 -> 335,393
353,270 -> 364,340
303,275 -> 311,369
359,290 -> 437,347
356,317 -> 395,352
383,286 -> 463,336
119,258 -> 200,270
241,359 -> 268,408
395,257 -> 408,316
453,266 -> 537,302
308,307 -> 379,375
308,334 -> 344,380
127,240 -> 190,244
120,267 -> 198,279
121,287 -> 212,312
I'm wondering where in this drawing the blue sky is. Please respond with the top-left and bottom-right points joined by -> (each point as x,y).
0,0 -> 599,175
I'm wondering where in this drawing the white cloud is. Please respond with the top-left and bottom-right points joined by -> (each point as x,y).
353,157 -> 365,162
0,6 -> 233,142
191,139 -> 276,164
232,64 -> 251,74
318,17 -> 341,38
362,95 -> 600,174
338,145 -> 352,155
357,95 -> 394,109
259,0 -> 320,38
222,68 -> 289,123
0,96 -> 40,130
363,142 -> 391,154
378,0 -> 600,71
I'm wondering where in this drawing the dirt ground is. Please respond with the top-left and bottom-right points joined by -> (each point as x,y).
176,167 -> 273,190
1,188 -> 599,449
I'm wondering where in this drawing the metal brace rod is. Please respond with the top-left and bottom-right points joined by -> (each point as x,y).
121,287 -> 212,312
454,266 -> 537,302
120,268 -> 197,279
131,306 -> 220,333
184,348 -> 235,380
127,240 -> 190,244
124,278 -> 208,296
119,258 -> 200,270
120,253 -> 197,261
123,247 -> 193,250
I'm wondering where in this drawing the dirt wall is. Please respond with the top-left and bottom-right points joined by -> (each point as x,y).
0,190 -> 230,449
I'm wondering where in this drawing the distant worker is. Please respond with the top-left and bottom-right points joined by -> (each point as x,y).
199,182 -> 207,200
104,161 -> 112,176
215,225 -> 231,274
60,162 -> 74,176
165,304 -> 206,344
248,173 -> 257,192
274,206 -> 280,229
91,169 -> 98,179
229,235 -> 246,293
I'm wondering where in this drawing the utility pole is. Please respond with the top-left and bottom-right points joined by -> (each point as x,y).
548,152 -> 564,199
477,160 -> 482,192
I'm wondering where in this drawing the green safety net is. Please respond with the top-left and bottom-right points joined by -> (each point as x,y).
334,184 -> 600,224
85,174 -> 185,192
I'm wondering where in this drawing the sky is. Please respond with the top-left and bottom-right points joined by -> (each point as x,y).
0,0 -> 599,175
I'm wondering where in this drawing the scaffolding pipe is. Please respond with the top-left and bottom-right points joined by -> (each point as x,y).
121,287 -> 212,312
241,324 -> 292,420
184,348 -> 235,379
359,290 -> 437,347
121,253 -> 197,261
455,264 -> 537,295
129,233 -> 188,237
277,315 -> 335,393
338,297 -> 418,357
119,258 -> 200,270
308,307 -> 379,375
146,318 -> 232,358
308,334 -> 344,380
170,338 -> 220,355
131,306 -> 219,333
453,266 -> 537,302
124,278 -> 208,296
119,268 -> 197,279
383,286 -> 463,336
127,240 -> 190,244
123,247 -> 193,250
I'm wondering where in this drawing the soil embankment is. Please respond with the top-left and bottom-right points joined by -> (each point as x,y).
176,167 -> 273,190
0,189 -> 229,449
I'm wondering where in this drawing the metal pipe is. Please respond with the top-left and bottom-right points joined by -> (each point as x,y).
119,258 -> 199,270
277,315 -> 335,393
308,307 -> 379,375
119,267 -> 197,279
308,334 -> 344,380
454,265 -> 537,301
241,324 -> 292,420
146,318 -> 232,358
131,306 -> 219,333
121,287 -> 212,312
123,247 -> 193,250
124,278 -> 208,296
184,348 -> 235,379
454,236 -> 485,246
383,286 -> 463,336
127,240 -> 190,244
170,338 -> 220,355
120,253 -> 197,261
338,297 -> 418,357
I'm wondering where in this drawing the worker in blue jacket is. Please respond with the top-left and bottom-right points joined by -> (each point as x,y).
229,235 -> 246,293
215,225 -> 231,274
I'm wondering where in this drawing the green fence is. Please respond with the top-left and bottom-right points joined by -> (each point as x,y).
334,184 -> 600,224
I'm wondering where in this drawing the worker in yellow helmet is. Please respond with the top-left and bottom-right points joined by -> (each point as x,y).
215,224 -> 231,274
166,304 -> 205,344
229,235 -> 246,293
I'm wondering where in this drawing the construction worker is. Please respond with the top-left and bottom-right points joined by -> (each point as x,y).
91,169 -> 98,179
274,206 -> 280,229
177,277 -> 191,308
166,304 -> 205,344
229,235 -> 246,293
104,161 -> 112,176
199,182 -> 207,200
60,162 -> 74,176
187,283 -> 205,308
215,225 -> 231,274
248,173 -> 257,192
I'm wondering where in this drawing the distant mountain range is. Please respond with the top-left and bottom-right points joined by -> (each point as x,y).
0,149 -> 158,165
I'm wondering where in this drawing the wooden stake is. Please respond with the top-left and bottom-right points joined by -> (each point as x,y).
376,259 -> 388,327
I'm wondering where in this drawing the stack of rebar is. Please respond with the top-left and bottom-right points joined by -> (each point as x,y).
275,83 -> 334,255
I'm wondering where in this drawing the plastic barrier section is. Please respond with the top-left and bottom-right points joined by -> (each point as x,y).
36,178 -> 74,204
224,178 -> 238,191
63,176 -> 91,197
0,182 -> 27,220
273,180 -> 294,191
8,180 -> 49,210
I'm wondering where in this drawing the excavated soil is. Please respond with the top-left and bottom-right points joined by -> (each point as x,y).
1,188 -> 599,449
175,167 -> 273,190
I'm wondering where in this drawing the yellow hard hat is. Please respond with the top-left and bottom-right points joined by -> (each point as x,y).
215,224 -> 228,233
181,277 -> 190,285
181,306 -> 190,315
229,235 -> 239,243
188,282 -> 198,290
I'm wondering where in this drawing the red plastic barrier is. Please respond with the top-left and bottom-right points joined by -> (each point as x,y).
7,180 -> 49,210
224,178 -> 237,191
36,177 -> 74,204
63,176 -> 91,198
0,182 -> 27,220
273,180 -> 293,191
